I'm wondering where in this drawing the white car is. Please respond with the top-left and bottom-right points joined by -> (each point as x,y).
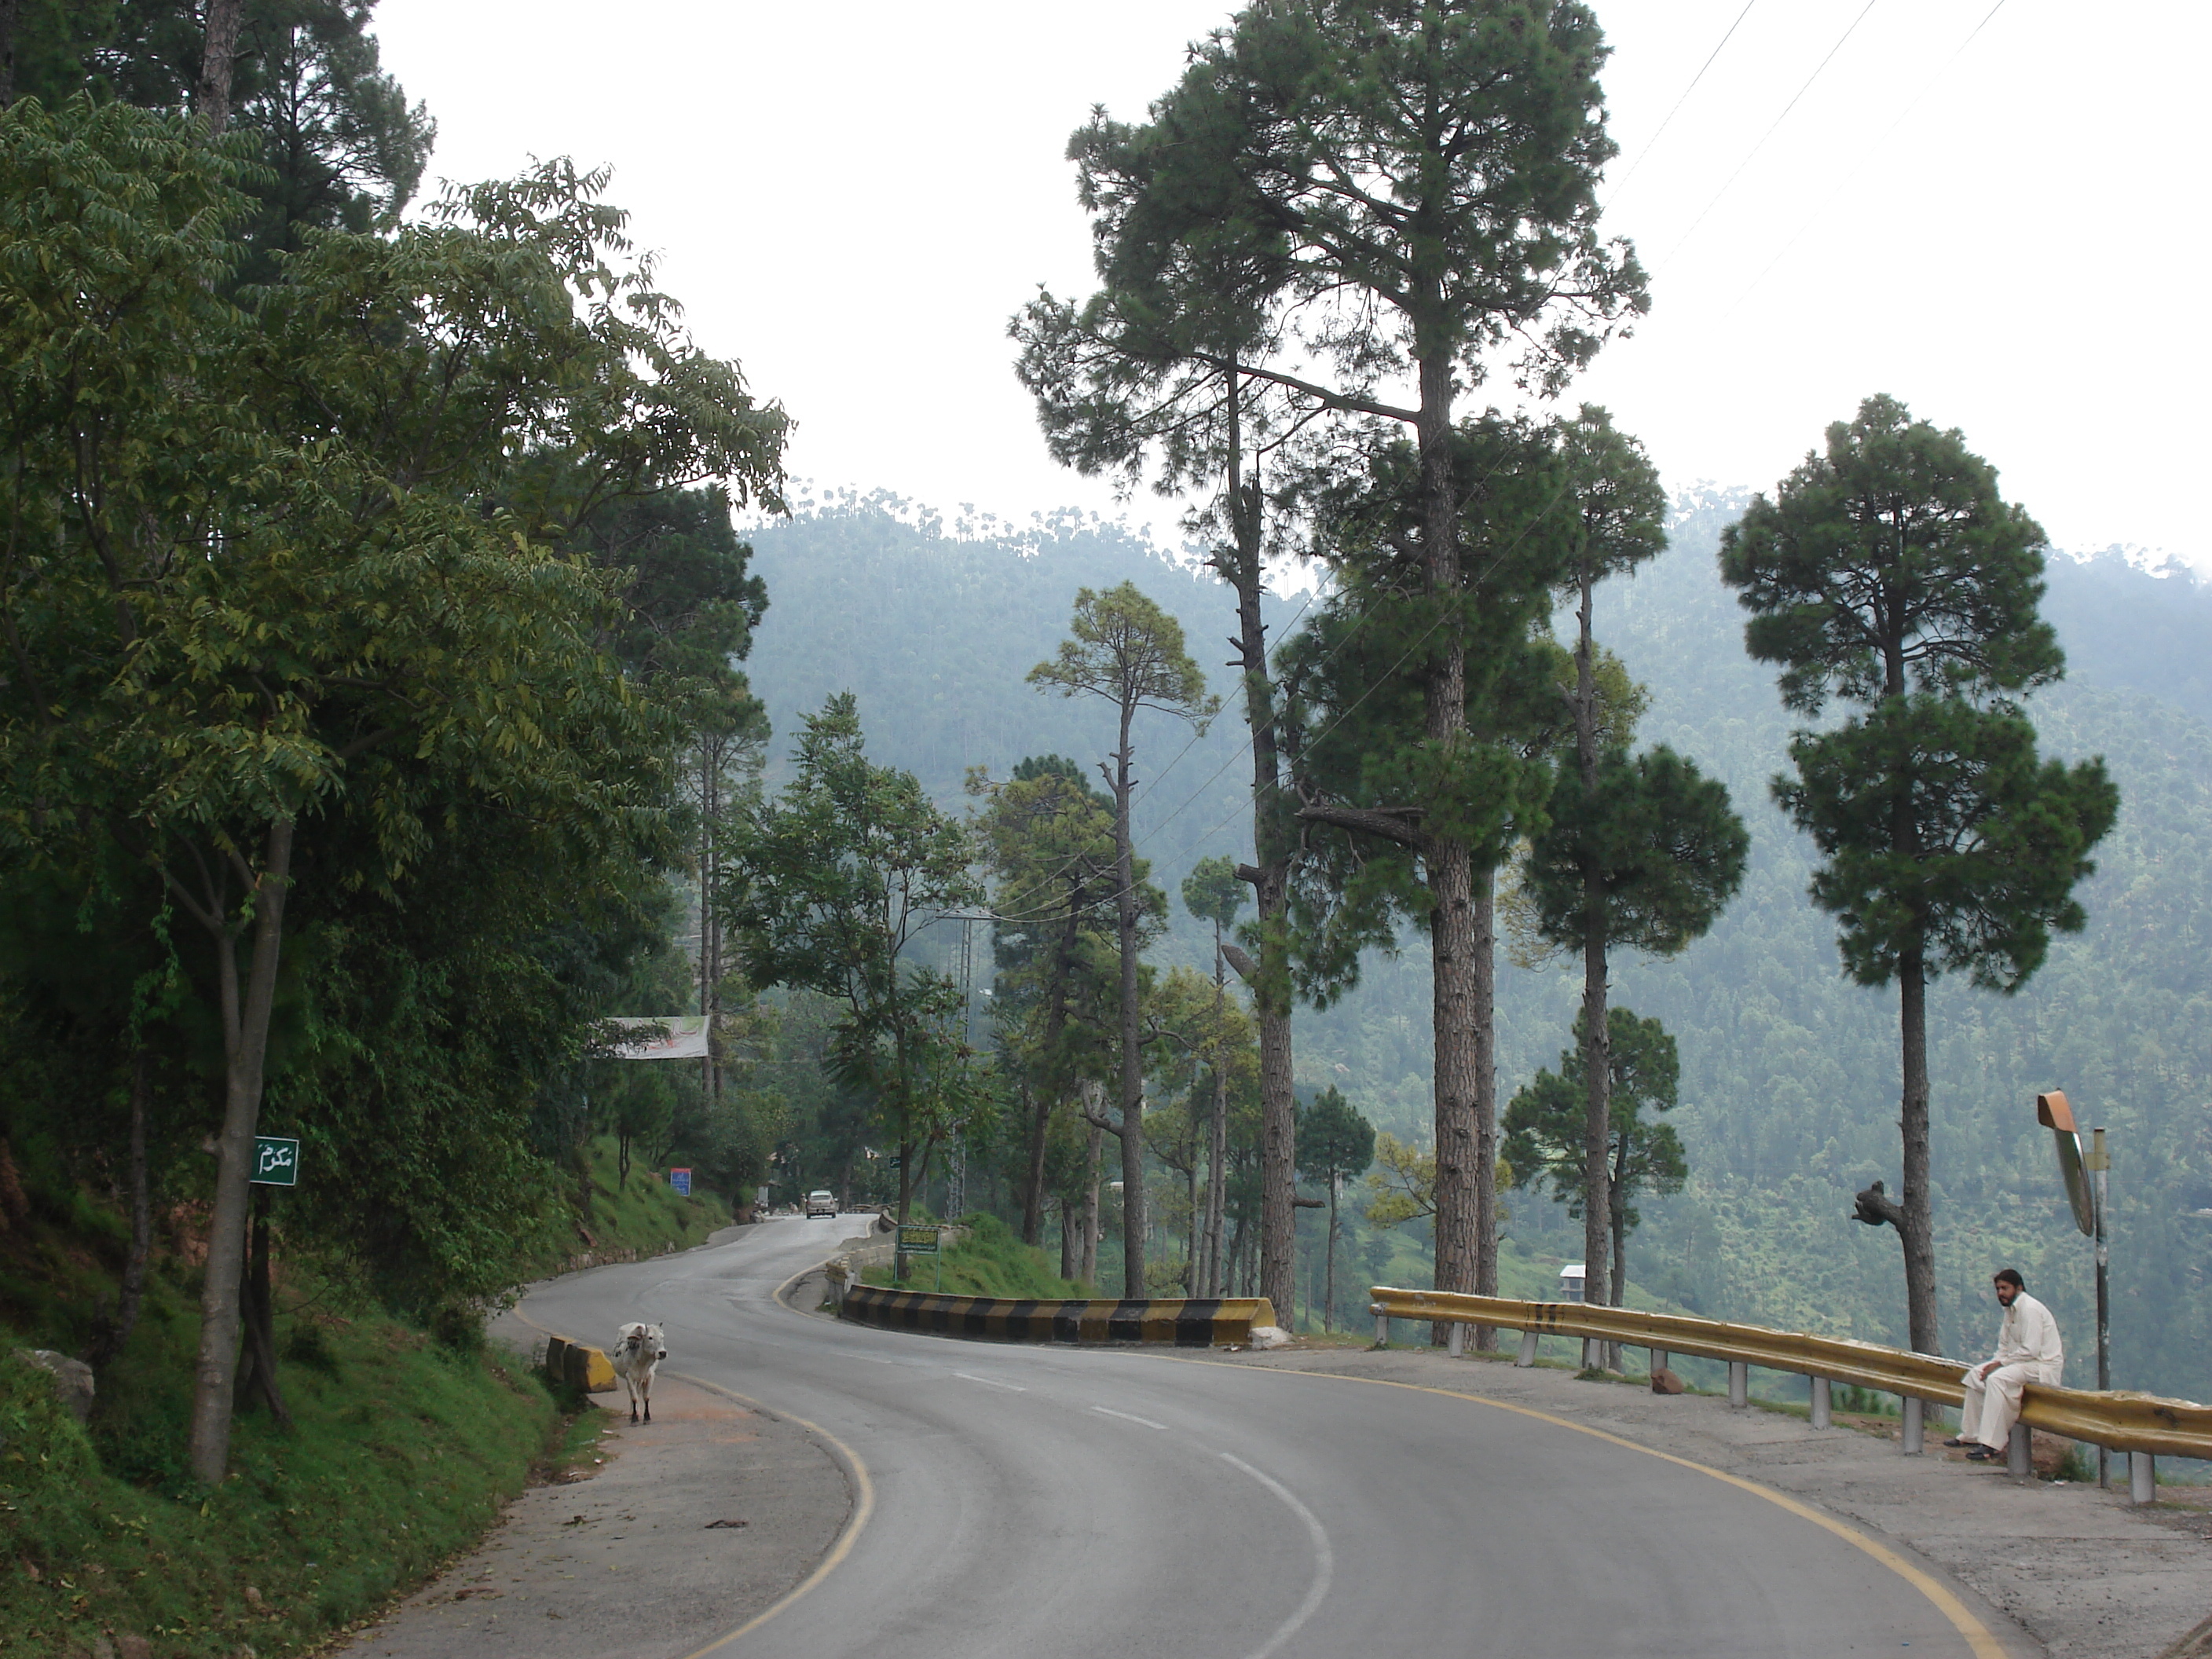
804,1189 -> 837,1218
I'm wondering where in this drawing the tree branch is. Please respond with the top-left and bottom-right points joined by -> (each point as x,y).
1295,801 -> 1426,850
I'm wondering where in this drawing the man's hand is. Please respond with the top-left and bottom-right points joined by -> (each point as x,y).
1976,1361 -> 1999,1381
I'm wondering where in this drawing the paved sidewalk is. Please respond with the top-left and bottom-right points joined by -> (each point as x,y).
1208,1339 -> 2211,1659
333,1373 -> 849,1659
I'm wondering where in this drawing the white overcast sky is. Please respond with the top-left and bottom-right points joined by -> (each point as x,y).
376,1 -> 2207,569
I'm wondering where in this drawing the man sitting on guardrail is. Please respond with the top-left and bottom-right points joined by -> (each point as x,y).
1946,1268 -> 2063,1463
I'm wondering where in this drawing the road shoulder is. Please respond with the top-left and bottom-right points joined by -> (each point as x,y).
330,1371 -> 850,1659
1204,1342 -> 2206,1659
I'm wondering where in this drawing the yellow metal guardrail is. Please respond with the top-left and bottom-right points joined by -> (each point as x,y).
1368,1287 -> 2212,1467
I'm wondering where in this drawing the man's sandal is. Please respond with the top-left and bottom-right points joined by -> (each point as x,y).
1943,1437 -> 1970,1447
1965,1446 -> 1998,1461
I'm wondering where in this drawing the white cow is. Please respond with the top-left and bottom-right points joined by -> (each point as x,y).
613,1321 -> 668,1424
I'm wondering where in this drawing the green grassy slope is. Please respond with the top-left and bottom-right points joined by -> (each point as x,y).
862,1213 -> 1087,1298
576,1135 -> 734,1256
2,1268 -> 573,1658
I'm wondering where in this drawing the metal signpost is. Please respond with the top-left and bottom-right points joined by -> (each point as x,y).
668,1167 -> 692,1196
898,1222 -> 941,1291
2036,1090 -> 2111,1487
250,1136 -> 300,1187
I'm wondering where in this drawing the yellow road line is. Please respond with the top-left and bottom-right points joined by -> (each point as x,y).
1151,1353 -> 2010,1659
511,1305 -> 877,1655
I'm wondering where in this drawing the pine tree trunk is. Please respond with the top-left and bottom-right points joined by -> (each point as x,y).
1575,562 -> 1613,1318
187,817 -> 294,1486
197,0 -> 245,134
1413,343 -> 1478,1346
1214,386 -> 1300,1324
1080,1097 -> 1103,1289
1472,870 -> 1500,1347
1609,1138 -> 1630,1371
0,0 -> 19,107
1205,980 -> 1229,1297
1323,1177 -> 1339,1332
1021,1085 -> 1050,1246
1899,954 -> 1939,1353
1111,701 -> 1148,1297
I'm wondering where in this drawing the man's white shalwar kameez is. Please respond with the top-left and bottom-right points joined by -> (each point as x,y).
1960,1291 -> 2063,1451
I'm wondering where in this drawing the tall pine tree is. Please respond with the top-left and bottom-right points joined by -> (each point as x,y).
1721,395 -> 2119,1354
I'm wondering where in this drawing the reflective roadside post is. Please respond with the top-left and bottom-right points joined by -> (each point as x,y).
2035,1090 -> 2111,1487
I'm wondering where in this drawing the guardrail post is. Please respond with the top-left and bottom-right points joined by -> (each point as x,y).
1810,1376 -> 1830,1429
1375,1309 -> 1389,1346
1448,1321 -> 1464,1357
1515,1328 -> 1538,1368
2130,1451 -> 2155,1505
2007,1423 -> 2032,1478
1902,1397 -> 1924,1455
1651,1347 -> 1668,1377
1728,1361 -> 1749,1408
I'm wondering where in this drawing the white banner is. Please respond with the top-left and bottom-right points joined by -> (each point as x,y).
606,1016 -> 711,1060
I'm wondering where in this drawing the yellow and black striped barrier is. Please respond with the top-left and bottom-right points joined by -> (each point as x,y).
839,1285 -> 1276,1347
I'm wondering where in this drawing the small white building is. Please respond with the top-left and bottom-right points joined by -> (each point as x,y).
1558,1263 -> 1587,1303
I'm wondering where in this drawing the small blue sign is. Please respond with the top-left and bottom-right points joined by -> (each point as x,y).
669,1167 -> 692,1196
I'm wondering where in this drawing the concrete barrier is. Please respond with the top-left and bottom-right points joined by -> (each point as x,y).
840,1285 -> 1276,1347
543,1334 -> 618,1393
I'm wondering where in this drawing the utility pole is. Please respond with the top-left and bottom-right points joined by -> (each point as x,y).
2089,1125 -> 2111,1488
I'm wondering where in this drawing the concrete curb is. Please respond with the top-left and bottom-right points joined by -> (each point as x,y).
837,1285 -> 1276,1347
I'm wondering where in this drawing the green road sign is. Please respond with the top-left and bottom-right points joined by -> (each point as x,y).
896,1223 -> 939,1255
251,1136 -> 300,1186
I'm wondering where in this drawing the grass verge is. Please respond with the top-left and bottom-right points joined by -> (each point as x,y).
861,1213 -> 1085,1298
2,1269 -> 572,1659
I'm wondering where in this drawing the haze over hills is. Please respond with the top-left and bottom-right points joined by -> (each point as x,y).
743,491 -> 2212,1405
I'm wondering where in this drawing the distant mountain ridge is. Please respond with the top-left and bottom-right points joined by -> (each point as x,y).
737,492 -> 2212,1403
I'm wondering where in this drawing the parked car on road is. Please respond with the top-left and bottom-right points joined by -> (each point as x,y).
805,1189 -> 838,1218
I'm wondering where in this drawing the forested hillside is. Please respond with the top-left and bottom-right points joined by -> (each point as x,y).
740,493 -> 2212,1402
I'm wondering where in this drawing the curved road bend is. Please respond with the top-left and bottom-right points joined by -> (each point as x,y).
522,1218 -> 2022,1659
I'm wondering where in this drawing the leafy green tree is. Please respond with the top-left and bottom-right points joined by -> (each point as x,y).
719,695 -> 983,1226
1719,394 -> 2119,1353
0,100 -> 786,1480
1283,416 -> 1571,1323
1503,1007 -> 1686,1318
1295,1086 -> 1374,1330
1029,583 -> 1217,1295
968,755 -> 1130,1246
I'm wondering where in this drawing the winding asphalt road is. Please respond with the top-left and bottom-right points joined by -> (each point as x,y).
519,1217 -> 2020,1659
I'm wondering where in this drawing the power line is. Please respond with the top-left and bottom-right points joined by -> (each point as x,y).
1721,0 -> 2013,314
1650,0 -> 1883,276
1601,0 -> 1762,212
